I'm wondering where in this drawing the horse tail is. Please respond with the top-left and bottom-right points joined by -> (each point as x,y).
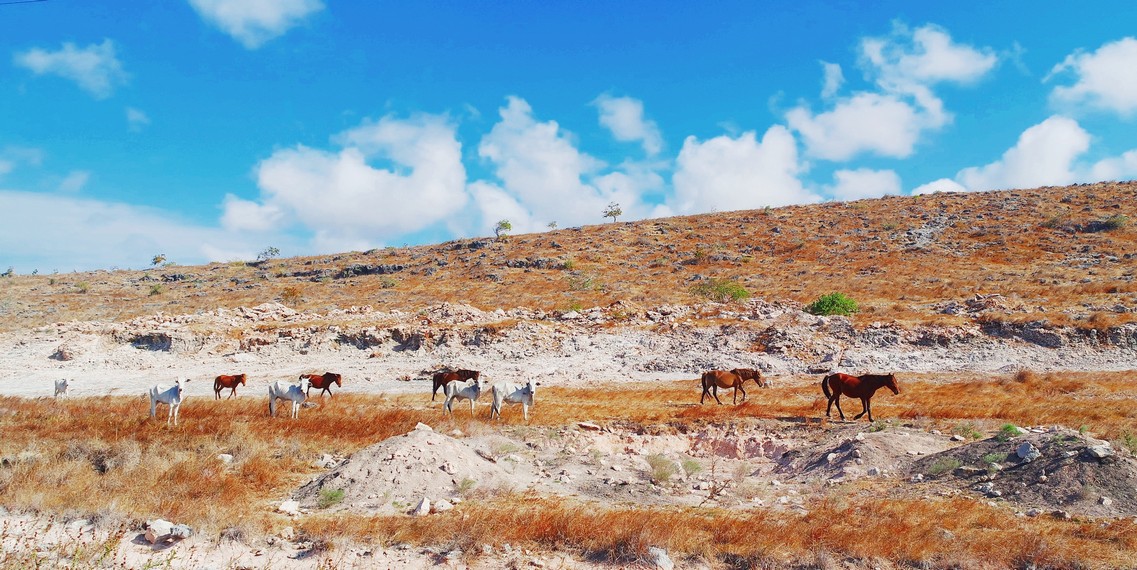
821,375 -> 833,399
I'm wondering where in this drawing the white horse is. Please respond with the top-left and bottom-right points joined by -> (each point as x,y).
443,378 -> 488,416
268,378 -> 310,419
54,378 -> 70,398
490,380 -> 535,420
149,378 -> 188,426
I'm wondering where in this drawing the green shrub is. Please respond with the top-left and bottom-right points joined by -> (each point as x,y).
1099,214 -> 1129,231
806,292 -> 858,316
317,488 -> 345,509
75,281 -> 90,294
645,454 -> 678,484
953,422 -> 982,440
690,278 -> 750,302
927,457 -> 962,476
681,458 -> 702,477
148,284 -> 163,296
995,423 -> 1022,442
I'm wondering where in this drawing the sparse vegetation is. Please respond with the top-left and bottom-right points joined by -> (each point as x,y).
256,246 -> 280,262
603,201 -> 622,223
689,278 -> 750,302
806,292 -> 858,316
148,284 -> 163,296
995,423 -> 1022,442
317,488 -> 345,509
645,453 -> 678,484
494,219 -> 511,239
927,457 -> 961,476
151,254 -> 167,267
281,286 -> 303,305
75,281 -> 90,294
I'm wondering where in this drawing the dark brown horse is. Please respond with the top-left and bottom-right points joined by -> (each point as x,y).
431,368 -> 480,401
301,372 -> 342,398
822,372 -> 899,422
700,368 -> 764,405
213,373 -> 246,399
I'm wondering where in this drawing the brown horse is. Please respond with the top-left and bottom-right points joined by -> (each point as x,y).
700,369 -> 764,405
431,368 -> 480,401
301,372 -> 342,398
822,372 -> 899,422
213,373 -> 247,399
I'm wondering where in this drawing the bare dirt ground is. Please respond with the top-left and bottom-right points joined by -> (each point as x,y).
2,300 -> 1136,568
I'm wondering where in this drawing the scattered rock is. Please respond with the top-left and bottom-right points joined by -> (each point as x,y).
1016,442 -> 1041,463
648,546 -> 674,570
278,500 -> 301,516
411,497 -> 430,516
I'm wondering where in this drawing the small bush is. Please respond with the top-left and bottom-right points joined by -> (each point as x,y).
75,281 -> 90,294
953,422 -> 983,440
148,284 -> 163,296
995,423 -> 1022,442
690,278 -> 750,302
806,292 -> 858,316
645,454 -> 678,484
317,488 -> 345,509
927,457 -> 962,476
379,277 -> 396,289
281,286 -> 303,305
681,458 -> 702,477
1099,214 -> 1129,231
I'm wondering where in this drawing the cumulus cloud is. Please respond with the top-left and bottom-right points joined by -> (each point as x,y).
0,190 -> 262,272
1089,149 -> 1137,182
188,0 -> 324,49
788,23 -> 997,161
787,93 -> 925,160
593,94 -> 664,155
126,107 -> 150,131
13,39 -> 127,99
820,61 -> 844,98
478,97 -> 631,227
670,126 -> 818,214
825,168 -> 901,201
1048,37 -> 1137,116
957,116 -> 1091,191
911,178 -> 967,195
224,113 -> 467,248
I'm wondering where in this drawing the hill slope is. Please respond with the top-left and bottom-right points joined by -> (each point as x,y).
1,181 -> 1134,333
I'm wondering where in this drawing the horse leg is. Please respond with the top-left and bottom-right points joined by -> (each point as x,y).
854,397 -> 869,420
712,385 -> 724,405
833,395 -> 845,420
736,383 -> 747,404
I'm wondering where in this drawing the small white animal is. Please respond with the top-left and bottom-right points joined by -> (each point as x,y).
268,378 -> 310,419
443,378 -> 488,416
490,380 -> 536,421
54,378 -> 70,398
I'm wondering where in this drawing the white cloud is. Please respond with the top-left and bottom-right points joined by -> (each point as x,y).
478,97 -> 619,226
188,0 -> 324,49
593,94 -> 664,155
820,61 -> 844,98
789,23 -> 996,161
1090,149 -> 1137,181
227,113 -> 468,248
0,190 -> 263,272
468,180 -> 540,235
825,168 -> 901,201
862,23 -> 998,89
13,40 -> 127,99
1048,37 -> 1137,116
126,107 -> 150,131
786,92 -> 926,160
58,171 -> 90,193
911,178 -> 966,195
670,126 -> 819,214
957,116 -> 1091,191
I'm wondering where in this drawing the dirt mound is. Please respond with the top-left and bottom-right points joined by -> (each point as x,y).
776,424 -> 952,482
912,428 -> 1137,517
294,424 -> 514,515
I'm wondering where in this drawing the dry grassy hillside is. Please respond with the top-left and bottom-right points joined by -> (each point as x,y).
1,181 -> 1134,332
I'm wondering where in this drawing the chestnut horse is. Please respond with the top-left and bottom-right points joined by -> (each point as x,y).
213,374 -> 247,399
822,372 -> 899,422
431,368 -> 480,401
301,372 -> 342,398
700,368 -> 764,405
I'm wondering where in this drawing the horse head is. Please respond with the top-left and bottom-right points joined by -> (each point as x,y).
299,377 -> 310,395
328,372 -> 343,387
238,374 -> 247,386
884,373 -> 900,395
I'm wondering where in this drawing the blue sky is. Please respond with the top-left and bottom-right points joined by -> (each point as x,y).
2,1 -> 1136,272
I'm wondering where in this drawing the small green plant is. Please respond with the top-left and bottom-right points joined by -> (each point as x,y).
645,454 -> 678,484
1041,213 -> 1068,229
561,258 -> 575,270
690,278 -> 750,302
148,284 -> 163,296
681,458 -> 702,477
75,281 -> 90,294
457,478 -> 477,496
806,292 -> 858,316
953,422 -> 983,440
1099,214 -> 1129,231
1119,432 -> 1137,456
281,286 -> 303,305
995,423 -> 1022,442
589,448 -> 604,464
881,221 -> 898,231
379,277 -> 396,289
927,457 -> 962,476
982,453 -> 1004,465
317,488 -> 345,509
566,302 -> 584,313
1079,424 -> 1090,435
568,273 -> 601,291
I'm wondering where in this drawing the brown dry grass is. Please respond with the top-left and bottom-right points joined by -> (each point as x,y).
1,370 -> 1135,567
2,182 -> 1135,333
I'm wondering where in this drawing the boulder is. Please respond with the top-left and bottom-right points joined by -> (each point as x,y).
1016,442 -> 1041,463
411,497 -> 431,516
